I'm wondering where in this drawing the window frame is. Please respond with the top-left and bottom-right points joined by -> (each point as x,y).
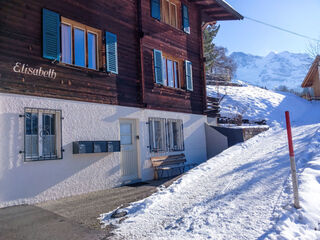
148,118 -> 185,153
23,108 -> 63,162
167,119 -> 184,151
148,117 -> 167,153
161,53 -> 183,89
60,17 -> 101,70
161,0 -> 180,29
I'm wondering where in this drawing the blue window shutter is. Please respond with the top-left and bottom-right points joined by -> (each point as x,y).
151,0 -> 161,20
182,4 -> 190,34
105,31 -> 118,74
42,9 -> 60,60
153,49 -> 163,84
185,60 -> 193,91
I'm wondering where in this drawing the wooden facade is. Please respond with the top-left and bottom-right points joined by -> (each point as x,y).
0,0 -> 242,114
301,55 -> 320,98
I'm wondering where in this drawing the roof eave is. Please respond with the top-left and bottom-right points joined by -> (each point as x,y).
214,0 -> 243,20
301,55 -> 320,88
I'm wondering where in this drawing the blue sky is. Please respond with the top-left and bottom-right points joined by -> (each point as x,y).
214,0 -> 320,56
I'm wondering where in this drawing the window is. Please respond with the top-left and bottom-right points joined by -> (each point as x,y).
154,49 -> 191,90
24,108 -> 62,161
162,54 -> 181,88
161,0 -> 179,28
150,0 -> 190,33
61,17 -> 101,70
149,118 -> 167,152
167,119 -> 184,151
120,123 -> 132,145
43,9 -> 119,73
149,118 -> 184,152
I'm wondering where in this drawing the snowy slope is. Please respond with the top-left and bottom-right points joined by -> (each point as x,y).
207,83 -> 311,125
100,85 -> 320,240
230,52 -> 312,92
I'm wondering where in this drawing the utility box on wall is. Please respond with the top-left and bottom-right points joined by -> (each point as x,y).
73,141 -> 121,154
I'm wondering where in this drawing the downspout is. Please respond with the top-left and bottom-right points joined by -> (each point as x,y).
137,0 -> 145,107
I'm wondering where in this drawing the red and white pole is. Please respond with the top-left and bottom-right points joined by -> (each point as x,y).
285,111 -> 301,209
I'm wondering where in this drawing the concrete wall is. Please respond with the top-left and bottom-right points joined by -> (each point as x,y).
242,127 -> 269,141
0,93 -> 207,207
205,124 -> 228,159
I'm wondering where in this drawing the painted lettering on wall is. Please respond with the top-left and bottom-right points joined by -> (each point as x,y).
13,62 -> 57,79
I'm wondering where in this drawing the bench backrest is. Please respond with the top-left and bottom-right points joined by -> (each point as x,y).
151,153 -> 186,167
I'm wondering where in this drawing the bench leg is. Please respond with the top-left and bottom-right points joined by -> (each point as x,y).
154,169 -> 158,180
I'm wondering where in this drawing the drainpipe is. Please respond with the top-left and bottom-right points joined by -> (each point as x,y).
137,0 -> 145,107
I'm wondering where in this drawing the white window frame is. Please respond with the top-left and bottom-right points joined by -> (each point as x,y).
167,119 -> 184,151
23,108 -> 63,161
149,118 -> 184,152
149,117 -> 167,152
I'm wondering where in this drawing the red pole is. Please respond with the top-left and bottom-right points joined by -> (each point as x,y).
285,111 -> 294,157
285,111 -> 301,209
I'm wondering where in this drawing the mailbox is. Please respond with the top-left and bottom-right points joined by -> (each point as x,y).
107,141 -> 121,152
73,141 -> 121,154
94,141 -> 107,153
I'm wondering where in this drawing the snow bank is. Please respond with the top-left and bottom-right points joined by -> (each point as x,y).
100,84 -> 320,239
207,84 -> 311,126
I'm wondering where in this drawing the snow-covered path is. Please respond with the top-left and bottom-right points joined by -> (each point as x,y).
101,85 -> 320,239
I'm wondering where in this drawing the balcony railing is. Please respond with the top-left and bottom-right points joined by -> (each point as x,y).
205,96 -> 220,118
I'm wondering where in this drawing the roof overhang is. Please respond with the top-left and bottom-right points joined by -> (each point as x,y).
301,55 -> 320,88
191,0 -> 243,22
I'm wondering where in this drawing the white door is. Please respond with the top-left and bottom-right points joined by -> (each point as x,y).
120,119 -> 139,182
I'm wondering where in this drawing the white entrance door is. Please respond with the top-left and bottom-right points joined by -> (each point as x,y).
120,119 -> 139,182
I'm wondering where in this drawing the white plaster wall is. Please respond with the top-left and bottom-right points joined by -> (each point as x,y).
0,93 -> 207,207
205,124 -> 228,159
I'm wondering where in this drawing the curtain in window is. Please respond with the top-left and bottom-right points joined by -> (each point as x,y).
149,118 -> 167,152
61,24 -> 72,64
74,28 -> 85,67
167,59 -> 174,87
88,32 -> 97,69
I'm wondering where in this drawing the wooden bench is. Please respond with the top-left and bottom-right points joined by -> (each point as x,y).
151,154 -> 187,180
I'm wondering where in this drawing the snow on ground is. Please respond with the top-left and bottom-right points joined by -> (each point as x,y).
100,84 -> 320,240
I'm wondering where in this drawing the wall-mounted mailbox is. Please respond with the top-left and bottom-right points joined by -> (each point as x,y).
107,141 -> 121,152
73,141 -> 121,154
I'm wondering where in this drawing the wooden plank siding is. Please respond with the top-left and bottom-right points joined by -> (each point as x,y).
0,0 -> 141,108
0,0 -> 207,114
140,0 -> 205,114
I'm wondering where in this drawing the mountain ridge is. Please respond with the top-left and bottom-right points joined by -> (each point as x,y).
230,51 -> 313,91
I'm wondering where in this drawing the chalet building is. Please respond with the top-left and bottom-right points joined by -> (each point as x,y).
301,55 -> 320,99
0,0 -> 242,207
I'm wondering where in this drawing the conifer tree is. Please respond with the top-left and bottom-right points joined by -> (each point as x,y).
203,24 -> 220,72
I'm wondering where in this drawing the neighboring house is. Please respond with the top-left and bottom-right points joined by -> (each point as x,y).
301,55 -> 320,99
0,0 -> 242,207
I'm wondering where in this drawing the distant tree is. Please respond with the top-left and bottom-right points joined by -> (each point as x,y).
209,46 -> 237,81
203,24 -> 220,72
275,85 -> 289,92
275,85 -> 302,97
306,39 -> 320,59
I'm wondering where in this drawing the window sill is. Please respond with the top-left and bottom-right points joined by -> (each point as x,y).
24,157 -> 62,162
151,18 -> 188,35
153,84 -> 191,98
53,62 -> 114,76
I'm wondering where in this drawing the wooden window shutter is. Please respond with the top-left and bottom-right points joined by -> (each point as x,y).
153,49 -> 163,84
105,31 -> 118,74
151,0 -> 161,20
42,9 -> 60,60
182,4 -> 190,34
185,60 -> 193,91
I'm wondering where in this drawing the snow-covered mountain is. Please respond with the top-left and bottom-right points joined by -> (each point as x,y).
230,51 -> 313,92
